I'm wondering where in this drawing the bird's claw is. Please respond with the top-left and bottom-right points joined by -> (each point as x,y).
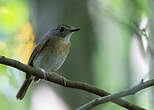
62,77 -> 67,86
40,68 -> 48,79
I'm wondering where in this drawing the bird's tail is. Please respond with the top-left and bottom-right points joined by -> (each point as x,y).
16,78 -> 33,100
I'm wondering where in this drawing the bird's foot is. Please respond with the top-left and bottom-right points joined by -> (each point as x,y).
55,73 -> 67,86
40,68 -> 48,79
58,74 -> 67,86
62,77 -> 67,86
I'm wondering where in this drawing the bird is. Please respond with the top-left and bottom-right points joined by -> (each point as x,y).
16,24 -> 80,100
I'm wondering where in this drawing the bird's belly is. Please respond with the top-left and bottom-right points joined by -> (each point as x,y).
33,51 -> 66,72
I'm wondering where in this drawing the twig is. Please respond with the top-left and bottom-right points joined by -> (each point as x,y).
77,80 -> 154,110
0,56 -> 145,110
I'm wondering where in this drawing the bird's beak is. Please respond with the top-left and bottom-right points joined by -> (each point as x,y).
70,27 -> 80,32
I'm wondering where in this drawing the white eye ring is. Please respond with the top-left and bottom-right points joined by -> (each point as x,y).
59,27 -> 64,32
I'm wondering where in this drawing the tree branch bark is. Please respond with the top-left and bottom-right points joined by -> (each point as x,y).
0,56 -> 145,110
76,79 -> 154,110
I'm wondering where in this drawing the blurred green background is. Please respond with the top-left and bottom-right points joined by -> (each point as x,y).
0,0 -> 153,110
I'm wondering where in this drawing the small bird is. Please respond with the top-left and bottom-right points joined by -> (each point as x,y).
16,24 -> 80,100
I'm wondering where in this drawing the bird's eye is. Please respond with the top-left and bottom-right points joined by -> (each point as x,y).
59,27 -> 64,32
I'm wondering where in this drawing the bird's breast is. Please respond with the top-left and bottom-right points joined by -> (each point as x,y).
33,39 -> 71,72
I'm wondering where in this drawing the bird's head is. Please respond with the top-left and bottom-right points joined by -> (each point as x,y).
48,24 -> 80,43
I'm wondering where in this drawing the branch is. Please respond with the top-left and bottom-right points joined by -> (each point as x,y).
77,79 -> 154,110
0,56 -> 145,110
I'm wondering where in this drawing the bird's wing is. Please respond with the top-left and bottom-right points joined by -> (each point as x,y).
28,37 -> 49,66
